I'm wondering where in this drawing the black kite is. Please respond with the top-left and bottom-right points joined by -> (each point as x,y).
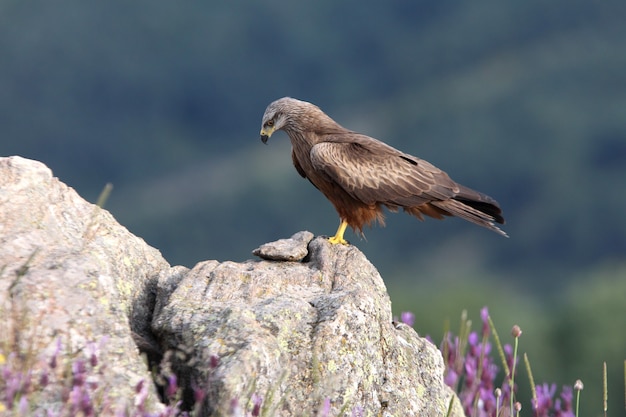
260,97 -> 506,244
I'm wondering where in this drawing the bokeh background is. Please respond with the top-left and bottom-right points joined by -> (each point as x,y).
2,1 -> 625,414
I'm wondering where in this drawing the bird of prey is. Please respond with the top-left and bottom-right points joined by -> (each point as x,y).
259,97 -> 506,244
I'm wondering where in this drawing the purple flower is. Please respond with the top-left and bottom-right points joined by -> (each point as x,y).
39,368 -> 50,387
560,385 -> 573,409
229,398 -> 242,417
68,385 -> 91,415
481,362 -> 498,387
5,369 -> 23,407
503,344 -> 517,377
319,397 -> 331,417
86,341 -> 99,368
464,357 -> 478,385
478,386 -> 496,413
192,382 -> 207,405
18,396 -> 29,414
555,385 -> 575,417
72,359 -> 87,387
444,369 -> 458,387
400,311 -> 415,327
134,379 -> 148,411
209,354 -> 220,369
534,383 -> 556,415
79,390 -> 94,416
480,306 -> 489,322
135,379 -> 145,394
480,306 -> 490,337
251,393 -> 263,417
468,332 -> 479,347
165,374 -> 178,399
23,370 -> 33,393
482,341 -> 492,356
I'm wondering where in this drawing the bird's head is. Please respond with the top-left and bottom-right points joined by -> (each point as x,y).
260,97 -> 313,144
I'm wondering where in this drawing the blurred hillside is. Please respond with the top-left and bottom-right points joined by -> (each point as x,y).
1,1 -> 625,414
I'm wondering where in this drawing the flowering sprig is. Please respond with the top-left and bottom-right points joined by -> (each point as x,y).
407,307 -> 584,417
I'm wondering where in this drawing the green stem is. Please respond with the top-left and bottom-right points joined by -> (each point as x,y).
510,337 -> 518,415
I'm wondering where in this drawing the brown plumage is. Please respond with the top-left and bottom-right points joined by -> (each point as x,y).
259,97 -> 506,244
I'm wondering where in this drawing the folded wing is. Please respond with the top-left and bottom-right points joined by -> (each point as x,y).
310,134 -> 506,236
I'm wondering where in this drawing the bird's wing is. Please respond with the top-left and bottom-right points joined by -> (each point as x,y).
309,134 -> 461,206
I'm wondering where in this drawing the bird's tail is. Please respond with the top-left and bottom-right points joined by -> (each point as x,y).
432,198 -> 508,237
431,185 -> 507,237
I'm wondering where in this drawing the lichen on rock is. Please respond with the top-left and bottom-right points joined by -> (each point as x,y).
0,156 -> 464,417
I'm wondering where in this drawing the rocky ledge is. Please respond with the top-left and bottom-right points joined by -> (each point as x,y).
0,156 -> 463,417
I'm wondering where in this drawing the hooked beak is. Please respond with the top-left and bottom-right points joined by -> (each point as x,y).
260,126 -> 274,144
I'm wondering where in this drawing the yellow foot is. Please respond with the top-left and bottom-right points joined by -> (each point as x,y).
328,220 -> 349,245
328,235 -> 349,245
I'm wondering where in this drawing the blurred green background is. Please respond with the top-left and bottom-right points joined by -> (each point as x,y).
1,1 -> 624,414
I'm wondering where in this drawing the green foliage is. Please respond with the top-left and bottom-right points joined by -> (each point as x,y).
392,264 -> 626,416
552,264 -> 626,417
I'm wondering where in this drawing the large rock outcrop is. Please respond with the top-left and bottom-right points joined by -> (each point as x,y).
0,156 -> 167,414
0,156 -> 464,417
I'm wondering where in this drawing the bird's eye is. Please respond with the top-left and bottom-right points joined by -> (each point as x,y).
266,120 -> 274,127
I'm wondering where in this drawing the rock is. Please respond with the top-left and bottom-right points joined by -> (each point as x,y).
0,156 -> 167,414
0,156 -> 464,417
153,238 -> 464,417
252,230 -> 314,261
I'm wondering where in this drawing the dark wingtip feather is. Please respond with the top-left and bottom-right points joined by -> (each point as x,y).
454,185 -> 505,224
432,195 -> 508,237
455,198 -> 505,225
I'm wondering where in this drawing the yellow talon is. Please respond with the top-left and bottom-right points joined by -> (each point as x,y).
328,220 -> 349,245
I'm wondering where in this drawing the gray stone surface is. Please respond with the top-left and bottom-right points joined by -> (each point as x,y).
0,156 -> 167,414
0,156 -> 464,417
153,238 -> 464,417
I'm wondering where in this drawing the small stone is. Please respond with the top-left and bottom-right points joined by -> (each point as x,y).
252,230 -> 314,261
